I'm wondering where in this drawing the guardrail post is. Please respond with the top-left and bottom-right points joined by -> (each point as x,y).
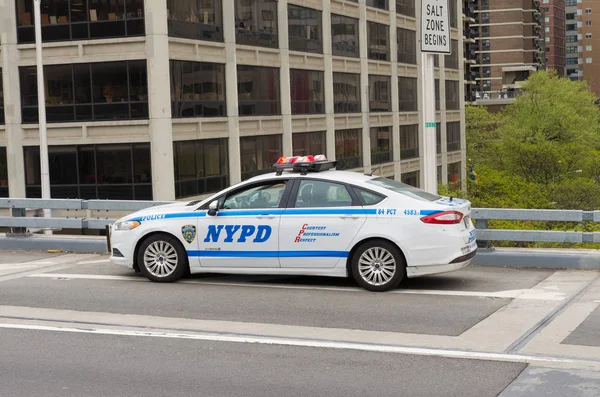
476,219 -> 492,249
8,207 -> 29,236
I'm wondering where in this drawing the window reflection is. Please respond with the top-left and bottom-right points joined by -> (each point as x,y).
24,144 -> 152,200
292,131 -> 326,156
335,129 -> 362,169
370,126 -> 392,165
447,122 -> 461,152
290,69 -> 324,115
397,28 -> 416,65
369,75 -> 391,112
288,5 -> 322,54
331,14 -> 359,58
368,22 -> 389,61
240,135 -> 282,180
398,77 -> 417,112
19,61 -> 148,123
333,73 -> 361,113
235,0 -> 278,48
171,61 -> 226,118
174,139 -> 229,198
0,68 -> 4,125
16,0 -> 145,43
167,0 -> 223,42
400,124 -> 419,159
237,65 -> 280,116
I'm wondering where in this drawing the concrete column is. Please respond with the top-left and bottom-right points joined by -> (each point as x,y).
389,1 -> 401,180
322,0 -> 336,161
416,3 -> 425,188
0,4 -> 26,198
144,0 -> 175,200
359,0 -> 371,173
278,0 -> 293,157
458,0 -> 468,185
223,0 -> 241,184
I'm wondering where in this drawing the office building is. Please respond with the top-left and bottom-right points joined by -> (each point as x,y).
0,0 -> 467,201
543,0 -> 566,76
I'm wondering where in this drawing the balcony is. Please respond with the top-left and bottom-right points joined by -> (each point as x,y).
473,89 -> 522,105
502,65 -> 536,89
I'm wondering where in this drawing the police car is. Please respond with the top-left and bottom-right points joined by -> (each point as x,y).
110,155 -> 477,292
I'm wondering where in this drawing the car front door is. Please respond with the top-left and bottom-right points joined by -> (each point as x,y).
278,179 -> 367,268
197,179 -> 290,268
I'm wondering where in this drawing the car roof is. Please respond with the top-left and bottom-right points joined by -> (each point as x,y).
247,169 -> 379,185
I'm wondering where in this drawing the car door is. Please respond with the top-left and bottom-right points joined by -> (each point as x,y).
198,179 -> 290,268
278,179 -> 367,268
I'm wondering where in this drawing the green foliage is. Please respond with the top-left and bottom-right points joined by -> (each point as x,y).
441,70 -> 600,249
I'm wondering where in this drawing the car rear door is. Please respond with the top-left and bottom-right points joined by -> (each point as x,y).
278,178 -> 367,268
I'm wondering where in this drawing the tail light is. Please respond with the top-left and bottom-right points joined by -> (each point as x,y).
420,211 -> 464,225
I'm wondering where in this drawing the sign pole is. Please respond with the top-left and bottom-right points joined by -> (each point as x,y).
420,0 -> 451,195
33,0 -> 52,234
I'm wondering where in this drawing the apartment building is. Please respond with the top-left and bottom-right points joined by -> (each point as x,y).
543,0 -> 566,76
0,0 -> 467,202
471,0 -> 545,109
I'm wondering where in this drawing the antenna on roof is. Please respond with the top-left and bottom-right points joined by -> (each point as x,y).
368,164 -> 382,177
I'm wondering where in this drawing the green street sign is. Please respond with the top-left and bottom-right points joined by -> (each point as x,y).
425,122 -> 437,128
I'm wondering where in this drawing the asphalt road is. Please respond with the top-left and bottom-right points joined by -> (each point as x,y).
0,251 -> 599,397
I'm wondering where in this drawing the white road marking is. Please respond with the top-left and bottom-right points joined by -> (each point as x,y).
0,322 -> 574,365
26,273 -> 565,300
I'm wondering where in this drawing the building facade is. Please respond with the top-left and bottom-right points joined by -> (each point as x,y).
564,0 -> 579,80
543,0 -> 566,76
0,0 -> 467,202
471,0 -> 545,109
577,0 -> 599,95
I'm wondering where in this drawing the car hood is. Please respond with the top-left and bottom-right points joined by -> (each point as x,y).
123,201 -> 196,221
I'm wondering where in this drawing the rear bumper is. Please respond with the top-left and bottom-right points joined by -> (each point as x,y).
406,249 -> 476,278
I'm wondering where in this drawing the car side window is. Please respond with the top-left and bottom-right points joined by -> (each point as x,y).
294,180 -> 354,208
222,181 -> 287,210
354,188 -> 385,205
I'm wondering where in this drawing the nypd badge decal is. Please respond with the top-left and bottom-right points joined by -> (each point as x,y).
181,225 -> 196,244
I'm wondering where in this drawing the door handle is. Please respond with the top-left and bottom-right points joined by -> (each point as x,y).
340,215 -> 360,219
257,215 -> 276,219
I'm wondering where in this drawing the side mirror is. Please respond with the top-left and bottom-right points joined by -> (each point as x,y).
208,200 -> 218,216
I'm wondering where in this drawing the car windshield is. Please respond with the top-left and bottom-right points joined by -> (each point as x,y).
365,177 -> 441,202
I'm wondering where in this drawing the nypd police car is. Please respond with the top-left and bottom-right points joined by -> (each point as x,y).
110,155 -> 477,292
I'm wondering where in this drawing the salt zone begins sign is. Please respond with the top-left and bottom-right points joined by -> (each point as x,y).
421,0 -> 451,54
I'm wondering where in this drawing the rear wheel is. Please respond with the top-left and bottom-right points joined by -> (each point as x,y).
351,240 -> 405,292
137,234 -> 188,283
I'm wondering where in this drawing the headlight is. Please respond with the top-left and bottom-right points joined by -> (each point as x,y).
114,221 -> 141,231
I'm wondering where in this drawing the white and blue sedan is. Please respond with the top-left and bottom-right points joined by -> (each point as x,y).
110,157 -> 477,292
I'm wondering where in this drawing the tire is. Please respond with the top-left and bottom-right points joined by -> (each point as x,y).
351,240 -> 406,292
137,233 -> 188,283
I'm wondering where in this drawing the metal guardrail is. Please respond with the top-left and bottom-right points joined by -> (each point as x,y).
474,208 -> 600,245
0,199 -> 599,246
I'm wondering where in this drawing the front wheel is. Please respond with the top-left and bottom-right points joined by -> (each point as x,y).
137,234 -> 188,283
351,240 -> 405,292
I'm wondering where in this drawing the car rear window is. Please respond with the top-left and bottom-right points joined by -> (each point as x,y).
365,177 -> 441,202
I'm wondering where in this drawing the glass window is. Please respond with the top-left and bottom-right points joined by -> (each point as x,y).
401,171 -> 419,188
354,188 -> 385,205
396,0 -> 415,17
397,28 -> 416,64
290,69 -> 324,115
367,0 -> 388,11
174,138 -> 229,198
398,77 -> 417,112
335,129 -> 362,169
292,131 -> 326,156
370,126 -> 392,165
333,73 -> 361,113
368,22 -> 390,61
447,121 -> 461,152
448,162 -> 461,187
167,0 -> 223,42
223,180 -> 288,209
288,5 -> 322,54
24,143 -> 151,200
436,123 -> 441,154
399,124 -> 418,159
369,75 -> 391,112
445,80 -> 459,111
0,68 -> 4,125
295,180 -> 353,208
449,0 -> 457,29
0,147 -> 8,197
240,135 -> 282,180
445,40 -> 459,69
435,79 -> 440,111
235,0 -> 278,48
19,61 -> 148,123
237,65 -> 280,116
16,0 -> 145,44
170,61 -> 226,118
331,14 -> 359,58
